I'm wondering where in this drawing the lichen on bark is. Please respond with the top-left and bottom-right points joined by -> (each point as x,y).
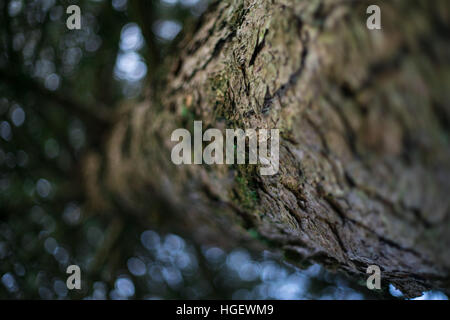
89,0 -> 450,297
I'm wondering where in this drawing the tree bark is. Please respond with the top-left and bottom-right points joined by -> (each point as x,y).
83,0 -> 450,298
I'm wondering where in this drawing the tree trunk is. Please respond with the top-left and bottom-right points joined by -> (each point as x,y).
83,0 -> 450,298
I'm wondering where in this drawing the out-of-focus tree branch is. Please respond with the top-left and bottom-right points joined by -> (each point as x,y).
128,1 -> 161,82
0,68 -> 114,129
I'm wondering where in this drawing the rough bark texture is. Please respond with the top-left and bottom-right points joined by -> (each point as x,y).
84,0 -> 450,297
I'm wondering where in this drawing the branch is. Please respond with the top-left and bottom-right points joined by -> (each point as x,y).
0,68 -> 114,128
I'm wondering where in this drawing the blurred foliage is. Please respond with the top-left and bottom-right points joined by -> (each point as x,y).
0,0 -> 446,300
